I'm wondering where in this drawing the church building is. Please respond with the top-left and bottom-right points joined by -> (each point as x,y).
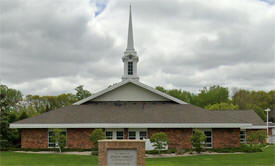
10,6 -> 266,150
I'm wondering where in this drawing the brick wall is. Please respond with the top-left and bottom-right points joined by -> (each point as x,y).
148,128 -> 193,149
67,128 -> 95,148
213,128 -> 240,148
21,128 -> 246,149
21,129 -> 48,148
98,140 -> 145,166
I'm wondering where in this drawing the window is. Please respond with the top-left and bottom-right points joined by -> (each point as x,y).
204,130 -> 212,148
192,129 -> 212,148
128,62 -> 133,75
240,130 -> 246,143
106,131 -> 113,139
48,129 -> 67,148
129,131 -> 136,139
116,131 -> 124,139
139,131 -> 147,140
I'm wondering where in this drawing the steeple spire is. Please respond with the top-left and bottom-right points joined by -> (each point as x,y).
127,5 -> 134,51
122,5 -> 139,81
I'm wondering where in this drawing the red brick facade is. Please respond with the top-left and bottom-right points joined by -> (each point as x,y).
21,128 -> 253,149
67,128 -> 95,148
148,128 -> 193,149
212,128 -> 240,148
21,129 -> 48,148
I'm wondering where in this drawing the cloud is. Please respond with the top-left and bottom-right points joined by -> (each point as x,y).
0,0 -> 274,96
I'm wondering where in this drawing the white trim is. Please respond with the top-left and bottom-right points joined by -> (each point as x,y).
242,126 -> 267,129
73,80 -> 187,105
10,123 -> 252,129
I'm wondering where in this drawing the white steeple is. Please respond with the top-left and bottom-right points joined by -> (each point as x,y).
122,5 -> 139,81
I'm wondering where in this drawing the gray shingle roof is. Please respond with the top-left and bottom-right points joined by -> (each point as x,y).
13,102 -> 264,126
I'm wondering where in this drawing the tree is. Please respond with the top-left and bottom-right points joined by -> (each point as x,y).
156,86 -> 194,103
0,85 -> 22,148
247,130 -> 267,145
190,129 -> 206,153
150,132 -> 169,154
52,129 -> 67,152
75,85 -> 91,101
205,102 -> 239,110
194,85 -> 230,107
90,129 -> 105,151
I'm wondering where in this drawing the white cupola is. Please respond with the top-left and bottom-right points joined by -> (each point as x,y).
122,5 -> 139,81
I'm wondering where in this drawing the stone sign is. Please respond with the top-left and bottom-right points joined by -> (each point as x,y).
98,140 -> 145,166
107,150 -> 137,166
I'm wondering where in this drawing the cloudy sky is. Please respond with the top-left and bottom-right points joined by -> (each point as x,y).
0,0 -> 275,96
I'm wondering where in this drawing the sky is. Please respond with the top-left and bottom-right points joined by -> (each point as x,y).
0,0 -> 274,96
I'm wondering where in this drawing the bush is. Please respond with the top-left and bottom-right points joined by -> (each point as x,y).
146,150 -> 168,154
208,144 -> 263,153
90,129 -> 105,151
150,132 -> 169,154
190,129 -> 206,153
247,130 -> 267,145
51,129 -> 67,153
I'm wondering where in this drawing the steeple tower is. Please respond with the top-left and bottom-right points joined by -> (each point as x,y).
122,5 -> 139,81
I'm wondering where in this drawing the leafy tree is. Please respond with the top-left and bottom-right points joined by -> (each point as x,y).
194,85 -> 230,107
75,85 -> 91,101
52,129 -> 67,152
90,129 -> 105,151
156,86 -> 194,103
0,85 -> 22,148
247,130 -> 267,145
150,132 -> 169,154
205,102 -> 239,110
17,111 -> 28,120
190,129 -> 206,153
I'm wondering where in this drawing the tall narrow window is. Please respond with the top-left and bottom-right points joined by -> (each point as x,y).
192,129 -> 212,148
204,130 -> 212,148
48,129 -> 67,148
240,130 -> 246,143
128,62 -> 133,75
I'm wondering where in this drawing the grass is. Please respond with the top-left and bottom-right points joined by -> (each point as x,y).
0,146 -> 274,166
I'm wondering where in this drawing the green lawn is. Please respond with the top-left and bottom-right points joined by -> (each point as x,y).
0,146 -> 274,166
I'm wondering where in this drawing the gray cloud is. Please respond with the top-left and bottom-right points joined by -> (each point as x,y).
0,0 -> 274,96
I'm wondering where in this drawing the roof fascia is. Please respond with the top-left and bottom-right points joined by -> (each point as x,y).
73,80 -> 187,105
10,123 -> 252,129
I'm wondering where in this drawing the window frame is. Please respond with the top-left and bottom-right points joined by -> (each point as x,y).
139,131 -> 147,140
128,61 -> 133,75
192,128 -> 212,148
48,128 -> 67,148
105,131 -> 113,139
128,131 -> 136,140
240,129 -> 246,144
116,131 -> 124,139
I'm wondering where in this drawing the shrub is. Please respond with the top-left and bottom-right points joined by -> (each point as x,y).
190,129 -> 206,153
247,130 -> 267,145
146,150 -> 168,154
89,129 -> 105,151
52,129 -> 67,153
150,132 -> 169,154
